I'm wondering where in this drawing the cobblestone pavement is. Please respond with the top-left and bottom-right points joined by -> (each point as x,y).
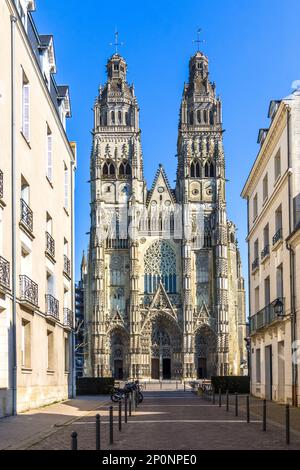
28,384 -> 300,450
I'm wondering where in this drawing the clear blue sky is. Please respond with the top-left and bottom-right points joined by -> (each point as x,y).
33,0 -> 300,294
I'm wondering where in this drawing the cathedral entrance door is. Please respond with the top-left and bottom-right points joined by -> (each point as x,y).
151,358 -> 160,380
197,358 -> 207,379
114,360 -> 123,380
163,359 -> 171,380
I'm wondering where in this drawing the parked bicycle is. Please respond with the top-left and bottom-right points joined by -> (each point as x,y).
111,380 -> 144,403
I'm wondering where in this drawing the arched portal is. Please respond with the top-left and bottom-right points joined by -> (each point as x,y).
195,325 -> 217,379
148,314 -> 182,380
109,328 -> 129,380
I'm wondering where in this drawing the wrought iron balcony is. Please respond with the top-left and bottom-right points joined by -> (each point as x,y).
252,257 -> 259,272
63,255 -> 71,277
19,275 -> 38,307
20,199 -> 33,232
45,232 -> 55,259
250,297 -> 285,334
45,294 -> 59,320
0,170 -> 3,199
261,244 -> 270,260
0,256 -> 10,290
273,228 -> 283,246
64,308 -> 73,329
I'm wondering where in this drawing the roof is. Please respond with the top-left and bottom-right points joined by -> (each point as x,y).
146,164 -> 177,206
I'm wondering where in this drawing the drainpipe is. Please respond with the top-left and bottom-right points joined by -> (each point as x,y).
246,197 -> 252,381
10,14 -> 18,416
286,107 -> 298,406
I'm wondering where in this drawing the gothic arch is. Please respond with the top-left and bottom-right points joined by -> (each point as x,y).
190,160 -> 201,178
119,160 -> 132,177
194,324 -> 217,379
108,326 -> 130,380
102,161 -> 116,177
204,160 -> 215,178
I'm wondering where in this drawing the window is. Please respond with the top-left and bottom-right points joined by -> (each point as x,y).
263,173 -> 268,202
204,161 -> 215,178
254,239 -> 259,260
264,276 -> 270,306
118,111 -> 122,124
263,224 -> 269,249
189,112 -> 194,125
21,320 -> 31,368
119,161 -> 131,176
276,264 -> 283,299
111,111 -> 115,124
253,193 -> 258,221
64,163 -> 69,210
46,126 -> 53,182
190,160 -> 200,178
22,72 -> 30,141
46,212 -> 53,235
197,110 -> 201,123
102,161 -> 116,177
256,349 -> 261,383
21,176 -> 30,204
274,149 -> 281,182
144,240 -> 177,294
275,205 -> 282,232
255,286 -> 260,313
47,330 -> 54,371
64,337 -> 70,372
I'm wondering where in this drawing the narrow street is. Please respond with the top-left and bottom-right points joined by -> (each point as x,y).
2,384 -> 298,451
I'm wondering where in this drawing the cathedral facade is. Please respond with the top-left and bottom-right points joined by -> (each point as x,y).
83,49 -> 247,380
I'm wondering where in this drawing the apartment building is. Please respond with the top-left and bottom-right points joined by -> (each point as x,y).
0,0 -> 76,416
242,88 -> 300,405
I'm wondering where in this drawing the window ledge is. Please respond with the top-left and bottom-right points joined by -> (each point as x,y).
63,207 -> 69,217
272,238 -> 283,252
274,175 -> 282,188
261,253 -> 270,265
262,197 -> 268,207
47,369 -> 55,375
20,131 -> 31,149
21,368 -> 33,374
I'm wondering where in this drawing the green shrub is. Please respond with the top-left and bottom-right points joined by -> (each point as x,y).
76,377 -> 115,395
211,376 -> 250,394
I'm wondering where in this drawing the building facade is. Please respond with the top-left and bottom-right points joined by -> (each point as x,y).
242,90 -> 300,405
0,0 -> 76,416
84,50 -> 246,381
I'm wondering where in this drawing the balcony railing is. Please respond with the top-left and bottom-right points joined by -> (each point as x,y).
250,297 -> 285,334
64,255 -> 71,277
273,228 -> 283,246
64,308 -> 73,329
20,199 -> 33,232
0,256 -> 10,290
0,170 -> 3,199
20,275 -> 38,307
105,238 -> 129,249
46,232 -> 55,259
261,244 -> 270,260
45,294 -> 59,320
252,257 -> 259,271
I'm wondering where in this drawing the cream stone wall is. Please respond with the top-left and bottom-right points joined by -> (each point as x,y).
0,0 -> 75,416
242,94 -> 300,405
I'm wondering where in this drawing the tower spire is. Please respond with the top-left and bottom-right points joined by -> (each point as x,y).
110,29 -> 124,54
193,28 -> 205,52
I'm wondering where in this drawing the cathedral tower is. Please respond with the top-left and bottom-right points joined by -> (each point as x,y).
84,47 -> 246,380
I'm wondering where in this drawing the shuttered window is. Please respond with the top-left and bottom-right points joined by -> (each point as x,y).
47,128 -> 53,182
22,80 -> 30,141
64,164 -> 69,210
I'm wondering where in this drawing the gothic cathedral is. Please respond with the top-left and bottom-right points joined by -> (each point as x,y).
83,49 -> 247,380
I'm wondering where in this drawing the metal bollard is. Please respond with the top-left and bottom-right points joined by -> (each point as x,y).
144,381 -> 147,391
212,387 -> 215,405
109,406 -> 114,445
118,400 -> 122,432
226,389 -> 229,412
263,399 -> 266,432
129,394 -> 132,417
246,396 -> 250,423
96,414 -> 101,451
219,388 -> 222,407
71,431 -> 78,451
184,381 -> 186,392
176,381 -> 178,390
132,391 -> 135,413
135,389 -> 139,408
235,393 -> 238,417
160,381 -> 162,390
125,396 -> 128,424
286,404 -> 290,445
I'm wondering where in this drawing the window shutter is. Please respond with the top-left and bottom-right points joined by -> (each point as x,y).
47,134 -> 53,181
23,84 -> 30,141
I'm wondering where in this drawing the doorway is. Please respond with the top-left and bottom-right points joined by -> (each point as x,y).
197,358 -> 207,379
114,360 -> 123,380
163,359 -> 171,380
151,358 -> 159,379
265,345 -> 273,400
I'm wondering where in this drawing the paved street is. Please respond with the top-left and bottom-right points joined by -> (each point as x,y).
9,383 -> 299,451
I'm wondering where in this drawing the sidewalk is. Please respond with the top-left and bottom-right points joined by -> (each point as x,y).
0,395 -> 110,450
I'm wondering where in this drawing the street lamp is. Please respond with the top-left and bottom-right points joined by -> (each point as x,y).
274,298 -> 284,318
